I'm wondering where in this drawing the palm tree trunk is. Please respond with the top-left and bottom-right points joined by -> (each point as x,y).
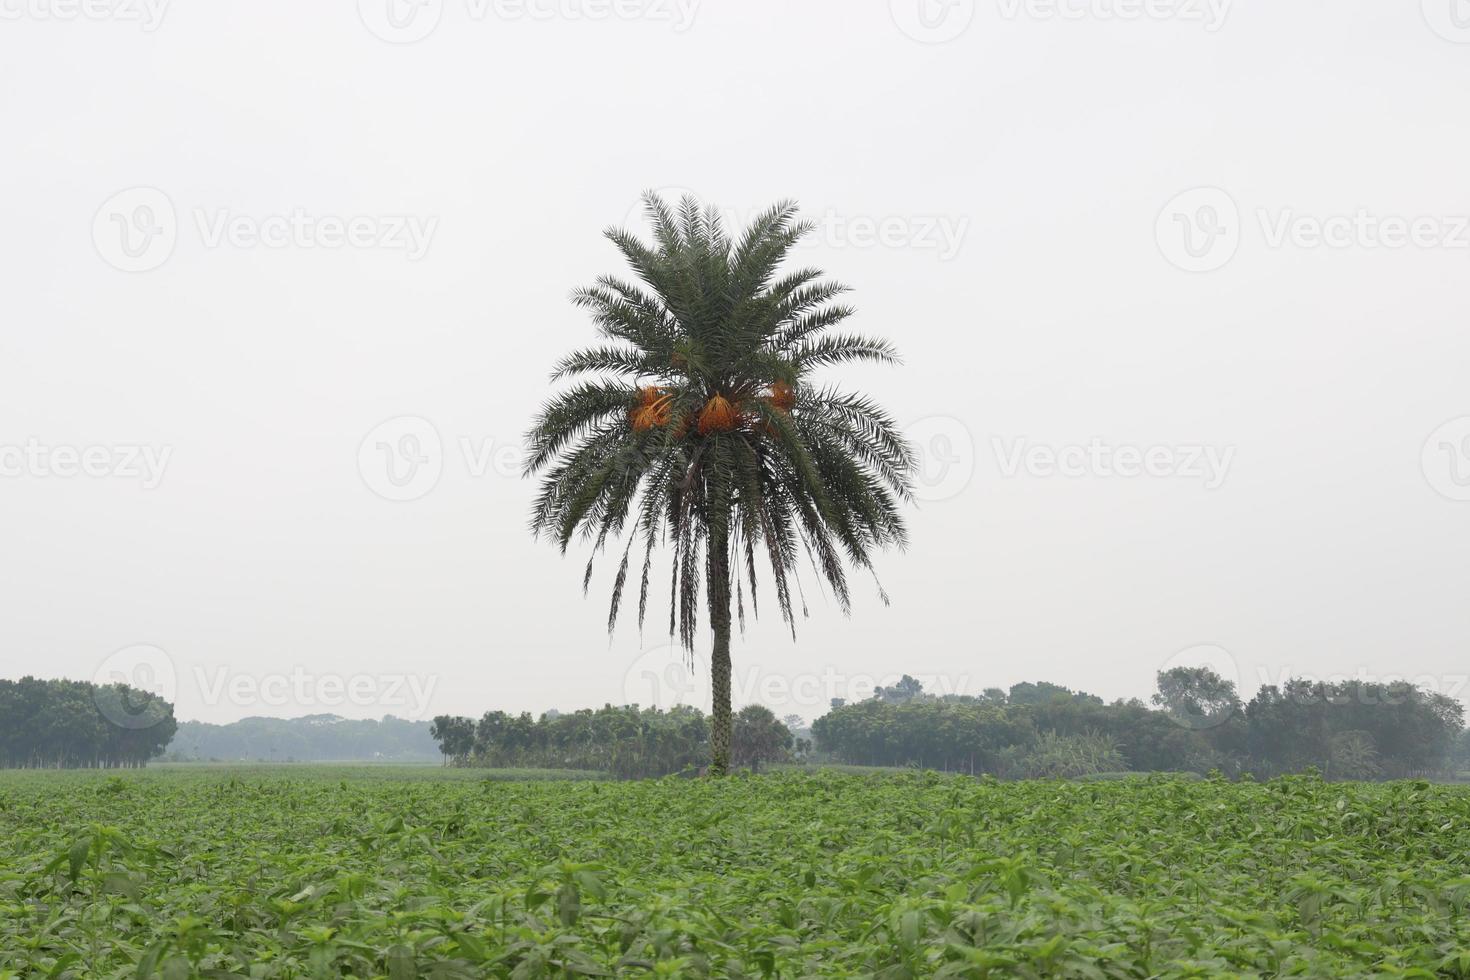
708,529 -> 733,776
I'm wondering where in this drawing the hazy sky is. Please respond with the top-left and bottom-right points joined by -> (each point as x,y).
3,0 -> 1468,725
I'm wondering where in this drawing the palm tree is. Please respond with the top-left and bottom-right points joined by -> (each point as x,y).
524,193 -> 915,774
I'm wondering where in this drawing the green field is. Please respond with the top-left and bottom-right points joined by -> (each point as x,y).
142,764 -> 608,783
3,768 -> 1470,978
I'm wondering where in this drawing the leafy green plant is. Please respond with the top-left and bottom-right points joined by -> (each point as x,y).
4,766 -> 1470,976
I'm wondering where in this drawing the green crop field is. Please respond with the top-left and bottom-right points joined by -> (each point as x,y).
3,768 -> 1470,978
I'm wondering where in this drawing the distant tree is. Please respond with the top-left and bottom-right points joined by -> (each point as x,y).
1328,730 -> 1381,780
873,675 -> 925,704
429,716 -> 453,765
1001,730 -> 1126,780
1008,681 -> 1100,706
731,705 -> 794,771
429,715 -> 477,765
0,677 -> 176,769
438,704 -> 716,778
169,715 -> 440,764
1153,666 -> 1242,731
813,698 -> 1034,772
811,672 -> 1466,780
1245,679 -> 1461,778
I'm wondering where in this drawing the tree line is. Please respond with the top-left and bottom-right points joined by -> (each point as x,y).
812,669 -> 1466,780
430,703 -> 795,779
11,666 -> 1464,780
166,714 -> 440,763
0,677 -> 177,769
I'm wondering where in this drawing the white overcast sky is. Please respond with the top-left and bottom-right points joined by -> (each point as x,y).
2,0 -> 1469,724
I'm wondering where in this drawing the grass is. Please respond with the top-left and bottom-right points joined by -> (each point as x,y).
3,767 -> 1470,976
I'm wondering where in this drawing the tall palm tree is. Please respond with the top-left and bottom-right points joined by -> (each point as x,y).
524,193 -> 915,774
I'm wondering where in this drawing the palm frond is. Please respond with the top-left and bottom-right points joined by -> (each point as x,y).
528,193 -> 915,649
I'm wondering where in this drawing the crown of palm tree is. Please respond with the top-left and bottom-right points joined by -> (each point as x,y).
524,193 -> 915,655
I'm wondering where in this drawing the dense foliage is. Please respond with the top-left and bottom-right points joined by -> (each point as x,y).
0,677 -> 175,769
814,672 -> 1465,780
524,194 -> 914,772
167,714 -> 438,763
8,767 -> 1470,977
430,704 -> 793,779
